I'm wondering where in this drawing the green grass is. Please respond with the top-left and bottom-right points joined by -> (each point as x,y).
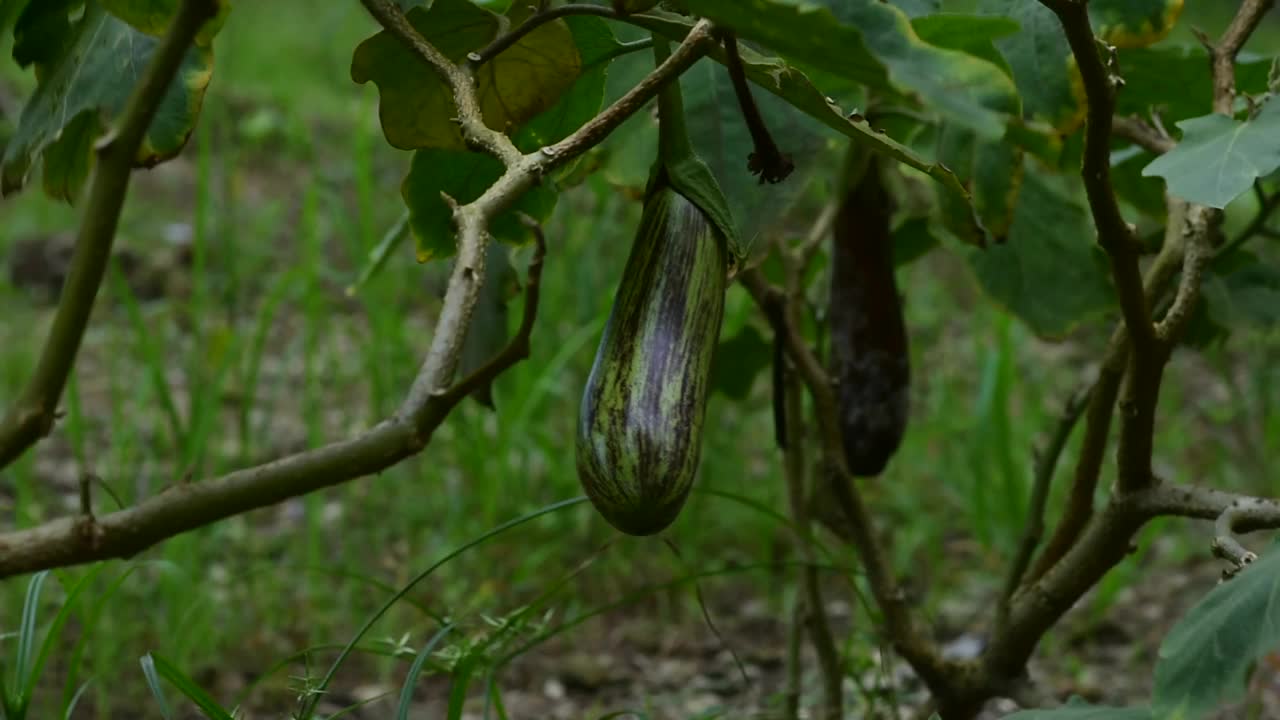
1,2 -> 1279,718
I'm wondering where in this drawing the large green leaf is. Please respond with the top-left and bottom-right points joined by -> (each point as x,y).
1,2 -> 214,198
977,0 -> 1080,132
351,0 -> 581,151
673,48 -> 827,255
1202,251 -> 1280,331
936,124 -> 1023,245
1001,706 -> 1151,720
11,0 -> 80,74
457,242 -> 519,407
1142,100 -> 1280,209
634,11 -> 975,208
1090,0 -> 1183,48
100,0 -> 229,44
910,12 -> 1019,74
969,166 -> 1115,337
679,0 -> 1017,139
402,148 -> 557,261
1153,545 -> 1280,718
1117,46 -> 1273,125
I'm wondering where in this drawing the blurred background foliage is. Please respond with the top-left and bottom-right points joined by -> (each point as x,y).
0,1 -> 1278,717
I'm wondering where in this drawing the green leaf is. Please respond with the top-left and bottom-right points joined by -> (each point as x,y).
39,111 -> 100,203
1153,547 -> 1280,718
710,324 -> 771,399
1,2 -> 213,197
395,624 -> 455,720
666,47 -> 826,258
391,14 -> 615,262
137,653 -> 235,720
402,148 -> 557,261
682,0 -> 1017,139
1142,101 -> 1280,209
910,13 -> 1019,72
890,0 -> 939,18
12,0 -> 79,73
1117,46 -> 1272,125
978,0 -> 1081,132
1089,0 -> 1183,48
1110,146 -> 1167,219
937,124 -> 1024,245
633,11 -> 976,208
969,166 -> 1115,337
891,217 -> 940,266
351,0 -> 581,151
100,0 -> 230,45
1202,251 -> 1280,330
1001,706 -> 1152,719
457,242 -> 519,408
515,15 -> 621,150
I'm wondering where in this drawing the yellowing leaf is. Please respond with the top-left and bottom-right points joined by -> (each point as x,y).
351,0 -> 580,151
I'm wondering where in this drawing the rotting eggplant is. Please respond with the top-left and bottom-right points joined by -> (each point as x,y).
828,153 -> 910,477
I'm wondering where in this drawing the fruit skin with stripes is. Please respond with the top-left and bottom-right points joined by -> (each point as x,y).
575,186 -> 728,535
828,154 -> 910,477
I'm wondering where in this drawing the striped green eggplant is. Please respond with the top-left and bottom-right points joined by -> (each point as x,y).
576,186 -> 729,535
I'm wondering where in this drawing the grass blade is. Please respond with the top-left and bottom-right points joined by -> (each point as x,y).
347,210 -> 410,295
395,623 -> 455,720
140,653 -> 234,720
446,653 -> 480,720
299,496 -> 588,719
140,654 -> 174,720
13,570 -> 49,703
29,567 -> 105,701
62,680 -> 91,720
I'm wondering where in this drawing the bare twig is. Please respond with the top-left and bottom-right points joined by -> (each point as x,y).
0,0 -> 222,471
1113,115 -> 1174,154
998,388 -> 1090,627
471,3 -> 625,67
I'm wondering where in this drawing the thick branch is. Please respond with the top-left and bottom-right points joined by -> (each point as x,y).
1027,197 -> 1187,581
0,0 -> 221,470
1042,0 -> 1155,355
0,222 -> 548,579
989,482 -> 1280,681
